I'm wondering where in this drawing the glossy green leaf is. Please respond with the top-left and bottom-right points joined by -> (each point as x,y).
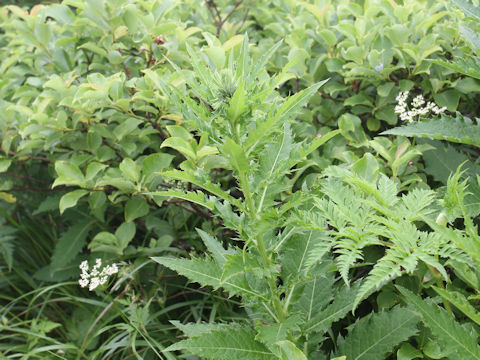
124,198 -> 149,222
59,189 -> 88,215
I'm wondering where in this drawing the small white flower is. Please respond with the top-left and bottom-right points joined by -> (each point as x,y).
394,91 -> 446,123
79,278 -> 89,288
78,259 -> 119,292
89,277 -> 100,291
80,260 -> 88,271
412,94 -> 425,108
432,106 -> 447,114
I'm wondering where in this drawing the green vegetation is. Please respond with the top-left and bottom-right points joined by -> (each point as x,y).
1,0 -> 480,359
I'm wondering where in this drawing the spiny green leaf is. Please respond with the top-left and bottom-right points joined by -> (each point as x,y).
162,169 -> 242,209
227,81 -> 246,123
300,129 -> 341,158
245,81 -> 328,151
280,231 -> 323,277
432,286 -> 480,326
336,306 -> 419,360
398,286 -> 480,360
453,0 -> 480,20
148,190 -> 215,210
431,57 -> 480,80
305,282 -> 359,334
255,316 -> 302,353
276,340 -> 308,360
152,256 -> 265,299
197,228 -> 233,267
422,140 -> 480,215
382,114 -> 480,147
165,325 -> 275,360
222,138 -> 250,176
291,262 -> 336,322
256,124 -> 294,213
170,321 -> 229,337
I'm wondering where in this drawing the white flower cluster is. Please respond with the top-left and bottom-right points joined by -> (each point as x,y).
79,258 -> 118,291
394,91 -> 447,123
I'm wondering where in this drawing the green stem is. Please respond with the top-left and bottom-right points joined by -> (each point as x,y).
427,264 -> 453,316
255,233 -> 285,322
239,174 -> 256,219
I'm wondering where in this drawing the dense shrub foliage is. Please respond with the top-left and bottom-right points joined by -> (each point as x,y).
1,0 -> 480,359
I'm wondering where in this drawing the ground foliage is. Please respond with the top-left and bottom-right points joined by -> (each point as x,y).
1,0 -> 480,359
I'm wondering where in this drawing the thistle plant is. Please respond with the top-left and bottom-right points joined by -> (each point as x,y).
145,35 -> 347,358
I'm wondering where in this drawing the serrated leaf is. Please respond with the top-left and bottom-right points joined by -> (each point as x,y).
197,228 -> 231,267
165,325 -> 275,360
398,286 -> 480,360
51,219 -> 93,269
256,124 -> 294,213
336,306 -> 419,360
382,114 -> 480,147
422,140 -> 480,215
171,321 -> 228,337
305,282 -> 359,334
227,81 -> 246,123
291,262 -> 336,321
301,129 -> 340,158
276,340 -> 307,360
422,140 -> 480,184
161,169 -> 240,208
453,0 -> 480,20
431,57 -> 480,80
432,286 -> 480,326
152,256 -> 265,299
148,190 -> 215,210
280,231 -> 321,276
255,316 -> 302,353
245,80 -> 328,151
222,138 -> 249,176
